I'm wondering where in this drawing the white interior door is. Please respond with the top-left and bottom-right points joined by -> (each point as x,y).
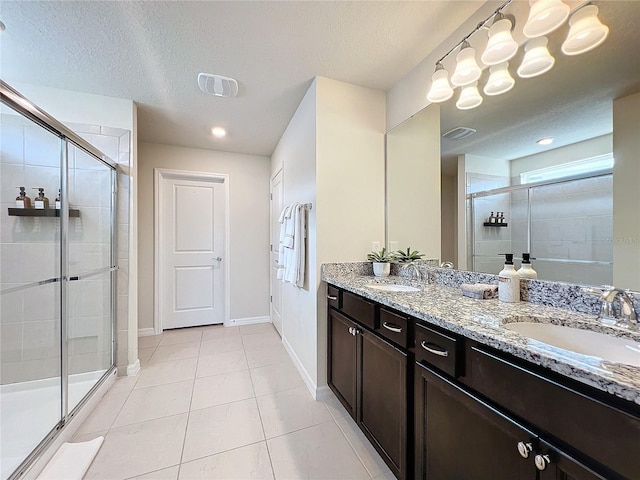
270,169 -> 284,335
160,174 -> 226,329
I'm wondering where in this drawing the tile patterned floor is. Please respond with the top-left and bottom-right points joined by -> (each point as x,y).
76,323 -> 394,479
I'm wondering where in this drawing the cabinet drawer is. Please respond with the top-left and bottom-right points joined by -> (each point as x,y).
377,307 -> 408,349
327,285 -> 341,309
415,323 -> 462,378
342,291 -> 376,330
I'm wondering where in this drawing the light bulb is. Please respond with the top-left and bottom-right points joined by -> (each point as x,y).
427,65 -> 454,103
517,37 -> 555,78
456,82 -> 483,110
523,0 -> 570,38
451,43 -> 482,87
211,127 -> 227,138
561,5 -> 609,56
481,18 -> 519,66
484,62 -> 515,96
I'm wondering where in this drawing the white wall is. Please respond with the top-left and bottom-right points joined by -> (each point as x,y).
613,92 -> 640,290
441,174 -> 457,266
272,77 -> 385,396
137,143 -> 271,329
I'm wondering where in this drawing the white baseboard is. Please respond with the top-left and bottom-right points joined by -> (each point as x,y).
126,359 -> 140,376
282,336 -> 320,400
138,328 -> 156,337
226,315 -> 270,327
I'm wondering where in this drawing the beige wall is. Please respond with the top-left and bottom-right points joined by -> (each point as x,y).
137,142 -> 271,330
441,174 -> 457,267
613,92 -> 640,290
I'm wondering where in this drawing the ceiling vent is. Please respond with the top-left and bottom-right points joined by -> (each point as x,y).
442,126 -> 477,140
197,73 -> 238,98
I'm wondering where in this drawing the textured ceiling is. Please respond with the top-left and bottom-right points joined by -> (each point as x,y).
437,0 -> 640,175
0,0 -> 481,156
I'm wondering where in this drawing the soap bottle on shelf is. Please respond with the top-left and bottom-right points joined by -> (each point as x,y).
15,187 -> 32,208
498,212 -> 505,224
33,188 -> 49,209
498,253 -> 520,303
488,212 -> 495,224
55,189 -> 61,210
517,253 -> 538,279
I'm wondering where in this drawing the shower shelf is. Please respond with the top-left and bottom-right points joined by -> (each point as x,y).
8,208 -> 80,217
483,222 -> 508,227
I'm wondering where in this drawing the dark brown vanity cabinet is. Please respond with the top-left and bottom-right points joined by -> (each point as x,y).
327,292 -> 409,480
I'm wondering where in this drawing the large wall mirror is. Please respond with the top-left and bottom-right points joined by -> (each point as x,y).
386,0 -> 640,291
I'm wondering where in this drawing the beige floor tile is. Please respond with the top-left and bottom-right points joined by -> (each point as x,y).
241,332 -> 282,352
196,350 -> 248,378
257,386 -> 332,439
267,421 -> 370,480
182,398 -> 264,463
322,392 -> 349,419
135,357 -> 198,389
245,344 -> 292,368
113,380 -> 193,427
335,415 -> 394,478
150,342 -> 201,364
139,335 -> 162,349
71,430 -> 107,443
75,388 -> 131,435
159,329 -> 203,346
239,323 -> 276,336
178,442 -> 274,480
191,370 -> 254,411
250,362 -> 304,396
201,325 -> 240,341
373,473 -> 397,480
199,335 -> 244,355
138,347 -> 156,367
110,374 -> 140,395
128,465 -> 180,480
84,414 -> 188,479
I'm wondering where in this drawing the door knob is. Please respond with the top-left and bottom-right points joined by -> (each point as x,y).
534,454 -> 551,471
517,442 -> 532,458
212,257 -> 222,261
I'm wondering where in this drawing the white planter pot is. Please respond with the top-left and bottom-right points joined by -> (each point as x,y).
372,262 -> 390,277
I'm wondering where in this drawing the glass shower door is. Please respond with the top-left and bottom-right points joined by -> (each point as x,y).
0,106 -> 63,478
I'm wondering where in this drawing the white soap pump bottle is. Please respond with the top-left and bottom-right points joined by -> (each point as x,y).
498,253 -> 520,303
517,253 -> 538,280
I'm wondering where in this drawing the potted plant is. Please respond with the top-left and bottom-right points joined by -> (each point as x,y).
393,247 -> 424,263
367,247 -> 393,277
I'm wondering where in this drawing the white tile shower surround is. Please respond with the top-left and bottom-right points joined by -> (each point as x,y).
76,323 -> 393,480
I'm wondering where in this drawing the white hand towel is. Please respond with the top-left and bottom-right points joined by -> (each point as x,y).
282,203 -> 306,287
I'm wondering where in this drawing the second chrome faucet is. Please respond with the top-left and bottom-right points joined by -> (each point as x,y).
582,285 -> 638,328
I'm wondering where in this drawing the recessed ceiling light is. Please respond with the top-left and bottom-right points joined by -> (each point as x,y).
537,137 -> 554,146
211,127 -> 226,138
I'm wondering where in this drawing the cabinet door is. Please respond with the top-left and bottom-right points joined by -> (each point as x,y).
415,362 -> 536,480
327,309 -> 358,418
537,440 -> 610,480
360,329 -> 407,480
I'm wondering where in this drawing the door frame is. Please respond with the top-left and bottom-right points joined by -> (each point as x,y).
154,168 -> 230,334
269,167 -> 283,333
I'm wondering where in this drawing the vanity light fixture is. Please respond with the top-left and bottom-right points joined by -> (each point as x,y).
426,63 -> 454,103
561,5 -> 609,56
451,41 -> 482,87
517,37 -> 555,78
211,127 -> 227,138
536,137 -> 554,145
481,15 -> 519,66
523,0 -> 570,38
484,62 -> 515,96
456,82 -> 483,110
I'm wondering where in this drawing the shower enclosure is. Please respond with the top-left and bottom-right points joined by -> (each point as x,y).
0,82 -> 117,479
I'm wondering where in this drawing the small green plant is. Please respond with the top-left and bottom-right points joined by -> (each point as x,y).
393,247 -> 424,263
367,247 -> 393,263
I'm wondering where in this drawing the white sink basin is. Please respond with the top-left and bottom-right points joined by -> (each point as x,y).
504,322 -> 640,366
366,284 -> 421,292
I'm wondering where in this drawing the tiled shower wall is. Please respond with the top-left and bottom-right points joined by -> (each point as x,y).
0,113 -> 130,384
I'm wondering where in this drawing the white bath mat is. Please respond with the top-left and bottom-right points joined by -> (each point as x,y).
37,437 -> 104,480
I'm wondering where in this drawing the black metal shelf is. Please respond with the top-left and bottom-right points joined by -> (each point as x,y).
483,222 -> 508,227
8,208 -> 80,217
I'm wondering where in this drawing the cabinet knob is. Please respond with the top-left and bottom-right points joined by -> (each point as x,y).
534,454 -> 551,471
517,442 -> 532,459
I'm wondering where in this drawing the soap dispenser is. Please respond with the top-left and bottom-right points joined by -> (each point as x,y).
15,186 -> 32,208
33,188 -> 49,209
498,253 -> 520,303
55,189 -> 61,210
517,253 -> 538,279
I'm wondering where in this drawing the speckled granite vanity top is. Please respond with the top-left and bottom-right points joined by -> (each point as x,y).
322,265 -> 640,406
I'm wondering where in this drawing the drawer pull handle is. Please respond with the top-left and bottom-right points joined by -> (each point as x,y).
327,295 -> 338,301
382,322 -> 402,333
517,442 -> 532,459
420,341 -> 449,357
534,454 -> 551,471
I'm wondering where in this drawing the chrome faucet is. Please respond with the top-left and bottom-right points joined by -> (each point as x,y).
440,261 -> 454,269
581,285 -> 638,327
402,263 -> 422,281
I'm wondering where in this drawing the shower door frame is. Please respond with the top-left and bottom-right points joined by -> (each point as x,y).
1,81 -> 118,480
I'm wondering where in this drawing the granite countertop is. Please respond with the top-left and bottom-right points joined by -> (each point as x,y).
322,268 -> 640,406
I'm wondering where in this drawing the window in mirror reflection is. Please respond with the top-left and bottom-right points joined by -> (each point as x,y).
520,153 -> 614,184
